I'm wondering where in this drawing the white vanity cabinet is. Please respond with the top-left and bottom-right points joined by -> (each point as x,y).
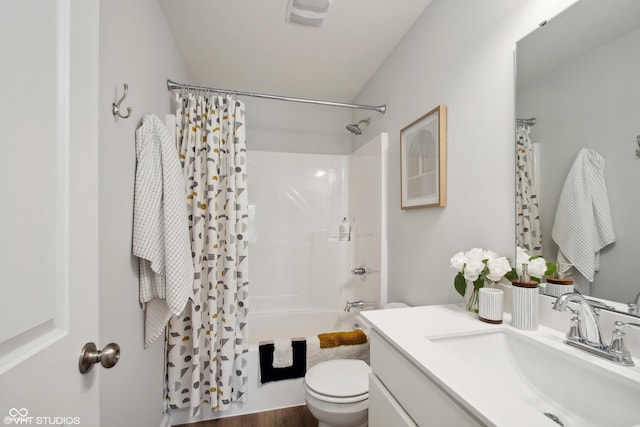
369,329 -> 483,427
369,373 -> 417,427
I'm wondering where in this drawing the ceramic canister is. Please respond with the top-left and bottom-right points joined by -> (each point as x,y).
478,288 -> 504,324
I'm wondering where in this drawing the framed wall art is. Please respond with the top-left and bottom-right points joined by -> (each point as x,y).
400,105 -> 447,209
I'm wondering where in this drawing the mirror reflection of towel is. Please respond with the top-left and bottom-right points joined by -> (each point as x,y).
552,148 -> 615,288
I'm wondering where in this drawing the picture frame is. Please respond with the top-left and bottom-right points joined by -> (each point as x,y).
400,105 -> 447,209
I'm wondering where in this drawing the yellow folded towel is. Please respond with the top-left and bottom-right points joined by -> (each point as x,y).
318,330 -> 367,349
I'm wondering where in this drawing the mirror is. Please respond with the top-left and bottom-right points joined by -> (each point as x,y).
515,0 -> 640,316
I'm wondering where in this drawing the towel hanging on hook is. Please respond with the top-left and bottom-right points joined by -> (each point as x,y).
112,83 -> 132,119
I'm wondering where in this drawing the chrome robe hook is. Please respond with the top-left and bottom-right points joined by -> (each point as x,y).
112,83 -> 132,119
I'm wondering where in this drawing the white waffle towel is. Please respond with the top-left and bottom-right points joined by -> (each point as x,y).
551,148 -> 615,287
272,339 -> 294,368
133,114 -> 194,348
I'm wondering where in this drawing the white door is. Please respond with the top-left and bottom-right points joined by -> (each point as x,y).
0,0 -> 101,425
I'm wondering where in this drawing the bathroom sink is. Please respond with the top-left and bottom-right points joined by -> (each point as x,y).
428,330 -> 640,427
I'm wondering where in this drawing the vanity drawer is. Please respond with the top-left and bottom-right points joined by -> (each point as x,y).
369,373 -> 417,427
370,330 -> 483,427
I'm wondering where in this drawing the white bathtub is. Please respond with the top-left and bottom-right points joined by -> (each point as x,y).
169,309 -> 369,425
248,309 -> 365,345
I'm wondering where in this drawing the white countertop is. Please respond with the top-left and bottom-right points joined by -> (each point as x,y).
361,304 -> 640,427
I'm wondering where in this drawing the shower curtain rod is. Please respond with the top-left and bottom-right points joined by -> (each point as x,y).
167,79 -> 386,114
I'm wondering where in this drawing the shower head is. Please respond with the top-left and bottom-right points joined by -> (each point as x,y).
346,118 -> 370,135
346,123 -> 362,135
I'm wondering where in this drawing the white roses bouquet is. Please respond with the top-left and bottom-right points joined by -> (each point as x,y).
504,247 -> 551,282
450,248 -> 512,298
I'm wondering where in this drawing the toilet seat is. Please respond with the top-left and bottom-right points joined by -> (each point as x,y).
304,359 -> 371,404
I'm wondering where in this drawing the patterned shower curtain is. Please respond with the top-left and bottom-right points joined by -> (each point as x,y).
516,124 -> 542,256
166,91 -> 249,415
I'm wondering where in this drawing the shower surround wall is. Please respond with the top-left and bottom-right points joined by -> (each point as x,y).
248,150 -> 351,312
248,134 -> 387,313
349,133 -> 389,308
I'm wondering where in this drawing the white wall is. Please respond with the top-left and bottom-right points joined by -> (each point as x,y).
518,26 -> 640,302
353,0 -> 578,306
98,0 -> 188,425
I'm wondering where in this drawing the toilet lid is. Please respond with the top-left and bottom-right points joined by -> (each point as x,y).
305,359 -> 371,398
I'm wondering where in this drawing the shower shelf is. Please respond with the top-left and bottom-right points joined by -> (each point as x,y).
326,232 -> 374,241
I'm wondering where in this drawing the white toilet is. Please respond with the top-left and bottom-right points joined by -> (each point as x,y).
304,359 -> 371,427
304,302 -> 409,427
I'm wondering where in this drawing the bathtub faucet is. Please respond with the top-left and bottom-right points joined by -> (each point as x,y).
344,300 -> 376,312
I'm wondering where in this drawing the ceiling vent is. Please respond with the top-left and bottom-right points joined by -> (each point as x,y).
286,0 -> 333,27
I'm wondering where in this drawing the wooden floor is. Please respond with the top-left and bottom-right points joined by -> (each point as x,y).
175,405 -> 318,427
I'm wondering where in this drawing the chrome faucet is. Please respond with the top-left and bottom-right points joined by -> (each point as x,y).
608,321 -> 640,366
553,292 -> 640,366
351,263 -> 377,282
628,290 -> 640,315
351,266 -> 367,276
553,292 -> 603,347
344,300 -> 376,312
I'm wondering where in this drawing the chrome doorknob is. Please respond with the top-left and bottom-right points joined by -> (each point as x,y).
79,342 -> 120,374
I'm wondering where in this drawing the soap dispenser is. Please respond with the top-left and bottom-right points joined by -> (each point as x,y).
545,263 -> 574,297
511,264 -> 539,331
